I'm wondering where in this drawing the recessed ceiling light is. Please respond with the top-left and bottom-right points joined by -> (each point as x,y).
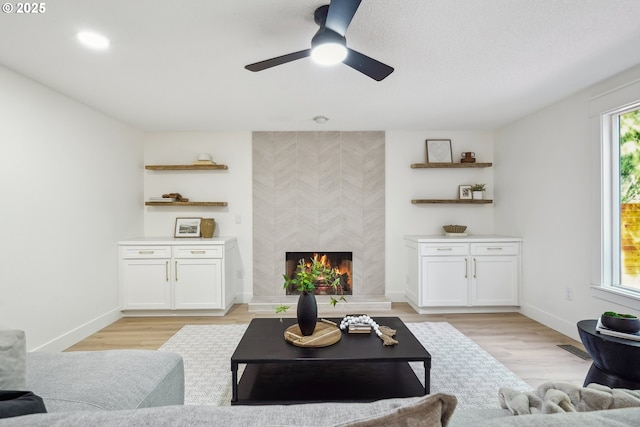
76,31 -> 110,50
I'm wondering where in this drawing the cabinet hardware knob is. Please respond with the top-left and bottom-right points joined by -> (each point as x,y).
473,258 -> 477,278
465,258 -> 468,278
175,261 -> 178,281
487,247 -> 503,250
191,250 -> 206,254
165,261 -> 169,282
139,250 -> 154,254
437,248 -> 453,251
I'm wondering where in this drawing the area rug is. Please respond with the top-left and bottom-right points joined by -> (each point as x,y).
158,322 -> 532,409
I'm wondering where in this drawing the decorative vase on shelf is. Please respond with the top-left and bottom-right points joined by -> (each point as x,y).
472,191 -> 483,200
297,291 -> 318,336
200,218 -> 216,238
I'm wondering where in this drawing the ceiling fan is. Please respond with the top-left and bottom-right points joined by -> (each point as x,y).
244,0 -> 394,81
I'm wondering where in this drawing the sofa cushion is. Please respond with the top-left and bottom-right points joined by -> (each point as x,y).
0,394 -> 456,426
1,403 -> 640,427
26,350 -> 184,412
336,393 -> 457,427
472,406 -> 640,426
0,331 -> 26,390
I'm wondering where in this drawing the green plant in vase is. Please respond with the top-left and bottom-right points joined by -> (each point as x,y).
470,183 -> 486,200
275,256 -> 347,334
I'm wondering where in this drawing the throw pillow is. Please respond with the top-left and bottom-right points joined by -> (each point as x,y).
0,331 -> 26,390
0,391 -> 47,419
335,393 -> 457,427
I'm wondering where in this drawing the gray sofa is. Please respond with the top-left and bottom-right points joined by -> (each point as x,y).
2,395 -> 640,427
26,349 -> 184,412
3,329 -> 640,426
0,329 -> 184,414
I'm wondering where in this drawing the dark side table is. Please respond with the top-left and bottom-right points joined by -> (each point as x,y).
577,319 -> 640,389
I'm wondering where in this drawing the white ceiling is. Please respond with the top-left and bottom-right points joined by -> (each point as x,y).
1,0 -> 640,131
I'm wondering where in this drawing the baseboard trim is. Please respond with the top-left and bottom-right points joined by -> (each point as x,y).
33,308 -> 122,352
385,291 -> 406,302
518,304 -> 580,341
234,292 -> 253,304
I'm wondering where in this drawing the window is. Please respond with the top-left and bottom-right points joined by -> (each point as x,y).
602,102 -> 640,296
591,76 -> 640,306
617,107 -> 640,292
614,106 -> 640,291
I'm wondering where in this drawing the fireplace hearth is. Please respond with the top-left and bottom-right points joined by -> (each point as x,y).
285,252 -> 353,296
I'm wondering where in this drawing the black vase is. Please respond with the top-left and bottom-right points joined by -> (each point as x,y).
297,291 -> 318,336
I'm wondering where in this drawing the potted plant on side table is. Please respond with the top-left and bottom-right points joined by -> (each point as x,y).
276,256 -> 346,336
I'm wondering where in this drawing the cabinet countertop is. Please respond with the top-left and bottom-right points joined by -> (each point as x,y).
404,235 -> 522,243
119,237 -> 237,245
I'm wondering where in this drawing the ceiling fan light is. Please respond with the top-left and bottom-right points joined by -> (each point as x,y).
311,43 -> 348,66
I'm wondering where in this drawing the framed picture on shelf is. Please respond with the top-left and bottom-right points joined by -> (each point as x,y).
174,217 -> 202,238
426,139 -> 453,163
459,185 -> 472,200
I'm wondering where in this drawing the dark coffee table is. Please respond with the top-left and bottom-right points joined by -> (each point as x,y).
230,317 -> 431,405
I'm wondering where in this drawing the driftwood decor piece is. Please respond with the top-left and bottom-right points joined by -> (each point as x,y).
378,326 -> 398,346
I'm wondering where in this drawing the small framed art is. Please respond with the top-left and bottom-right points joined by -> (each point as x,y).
426,139 -> 453,163
174,217 -> 201,238
459,185 -> 472,200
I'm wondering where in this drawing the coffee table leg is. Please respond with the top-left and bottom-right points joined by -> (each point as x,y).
231,362 -> 238,403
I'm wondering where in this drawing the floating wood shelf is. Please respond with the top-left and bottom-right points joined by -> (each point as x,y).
411,199 -> 493,204
410,162 -> 492,168
145,164 -> 228,170
145,201 -> 228,207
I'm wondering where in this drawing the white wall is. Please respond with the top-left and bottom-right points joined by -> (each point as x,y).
495,64 -> 640,340
385,131 -> 495,300
142,132 -> 253,301
0,66 -> 143,351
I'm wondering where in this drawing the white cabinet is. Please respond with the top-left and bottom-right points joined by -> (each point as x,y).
119,238 -> 237,316
470,243 -> 519,306
404,236 -> 521,313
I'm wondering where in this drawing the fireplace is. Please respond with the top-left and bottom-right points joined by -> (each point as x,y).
285,252 -> 353,296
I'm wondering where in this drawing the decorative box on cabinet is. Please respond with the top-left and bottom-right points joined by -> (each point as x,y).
404,235 -> 521,314
119,237 -> 237,316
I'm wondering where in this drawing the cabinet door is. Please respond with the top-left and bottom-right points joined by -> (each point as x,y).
173,259 -> 223,309
471,256 -> 518,306
121,259 -> 171,309
420,256 -> 469,306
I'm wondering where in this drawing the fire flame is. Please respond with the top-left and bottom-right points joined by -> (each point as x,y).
309,253 -> 349,278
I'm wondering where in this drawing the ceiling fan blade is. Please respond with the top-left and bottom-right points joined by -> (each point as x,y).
326,0 -> 362,36
343,48 -> 394,81
245,49 -> 311,72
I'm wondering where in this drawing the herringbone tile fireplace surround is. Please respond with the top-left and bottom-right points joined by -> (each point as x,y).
251,131 -> 387,309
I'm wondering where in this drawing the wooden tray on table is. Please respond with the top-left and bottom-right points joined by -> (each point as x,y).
284,320 -> 342,347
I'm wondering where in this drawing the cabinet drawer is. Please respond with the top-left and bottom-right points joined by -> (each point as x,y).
173,246 -> 223,258
420,243 -> 468,256
120,246 -> 171,259
470,243 -> 519,256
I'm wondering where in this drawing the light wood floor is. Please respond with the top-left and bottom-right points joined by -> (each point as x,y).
67,303 -> 592,388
